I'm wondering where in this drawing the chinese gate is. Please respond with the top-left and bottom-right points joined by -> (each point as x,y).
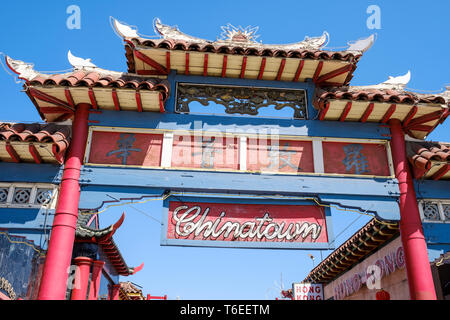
2,17 -> 447,300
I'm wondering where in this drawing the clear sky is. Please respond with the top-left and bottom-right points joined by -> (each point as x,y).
0,0 -> 448,300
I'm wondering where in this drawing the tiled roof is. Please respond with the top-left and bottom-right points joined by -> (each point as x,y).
314,86 -> 449,139
119,18 -> 365,86
128,37 -> 361,60
75,212 -> 124,241
125,39 -> 360,85
27,70 -> 170,99
75,212 -> 144,276
316,87 -> 448,105
0,122 -> 71,164
406,141 -> 450,180
5,55 -> 170,122
119,281 -> 145,300
304,218 -> 399,284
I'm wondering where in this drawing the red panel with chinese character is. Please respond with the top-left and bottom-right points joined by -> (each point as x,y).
247,138 -> 314,173
167,201 -> 328,243
322,142 -> 390,176
88,131 -> 163,166
171,135 -> 240,170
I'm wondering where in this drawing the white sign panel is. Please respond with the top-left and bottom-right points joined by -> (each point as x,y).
293,283 -> 323,300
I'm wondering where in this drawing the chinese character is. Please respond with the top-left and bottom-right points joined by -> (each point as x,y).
342,144 -> 369,174
266,142 -> 299,171
192,137 -> 222,168
106,133 -> 142,165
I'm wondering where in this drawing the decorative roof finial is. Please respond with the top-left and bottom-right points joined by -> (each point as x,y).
112,17 -> 140,38
381,70 -> 411,86
218,24 -> 260,43
4,55 -> 40,81
346,34 -> 376,52
67,50 -> 97,69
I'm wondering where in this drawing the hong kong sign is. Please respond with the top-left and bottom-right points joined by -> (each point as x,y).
86,127 -> 392,178
293,283 -> 324,300
160,196 -> 334,249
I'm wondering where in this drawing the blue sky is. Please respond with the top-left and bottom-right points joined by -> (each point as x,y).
0,1 -> 448,299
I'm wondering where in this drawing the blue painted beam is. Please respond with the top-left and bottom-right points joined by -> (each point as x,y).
414,180 -> 450,200
427,245 -> 450,262
78,185 -> 165,210
423,222 -> 450,244
319,194 -> 400,221
89,110 -> 390,140
80,166 -> 399,197
174,73 -> 314,90
0,163 -> 62,183
78,166 -> 401,220
0,208 -> 54,230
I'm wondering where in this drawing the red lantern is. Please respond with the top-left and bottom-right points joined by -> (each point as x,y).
376,289 -> 390,300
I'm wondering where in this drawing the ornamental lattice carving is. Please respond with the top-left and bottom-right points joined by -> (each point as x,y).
35,188 -> 53,205
13,188 -> 31,204
0,188 -> 8,203
442,204 -> 450,221
176,84 -> 307,119
422,201 -> 440,221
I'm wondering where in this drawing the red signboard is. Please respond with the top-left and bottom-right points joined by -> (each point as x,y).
164,200 -> 329,248
247,138 -> 314,173
322,142 -> 390,176
87,129 -> 391,178
171,135 -> 240,170
88,131 -> 163,166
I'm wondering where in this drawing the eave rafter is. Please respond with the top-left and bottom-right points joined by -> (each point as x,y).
315,98 -> 448,139
303,219 -> 399,284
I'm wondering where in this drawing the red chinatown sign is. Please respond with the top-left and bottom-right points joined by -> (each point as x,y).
161,197 -> 334,249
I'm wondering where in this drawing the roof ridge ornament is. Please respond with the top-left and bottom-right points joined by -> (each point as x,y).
4,55 -> 40,81
154,18 -> 210,44
154,18 -> 329,50
113,17 -> 330,50
382,70 -> 411,86
346,34 -> 376,53
112,17 -> 140,38
218,24 -> 260,44
350,70 -> 411,91
67,50 -> 97,69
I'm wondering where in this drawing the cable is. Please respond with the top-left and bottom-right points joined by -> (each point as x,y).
80,193 -> 170,215
105,194 -> 163,225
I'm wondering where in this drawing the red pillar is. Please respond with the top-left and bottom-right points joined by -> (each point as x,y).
71,257 -> 93,300
88,260 -> 105,300
389,119 -> 436,300
109,284 -> 121,300
38,104 -> 91,300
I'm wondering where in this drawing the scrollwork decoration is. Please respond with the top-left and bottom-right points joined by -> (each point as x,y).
176,84 -> 307,119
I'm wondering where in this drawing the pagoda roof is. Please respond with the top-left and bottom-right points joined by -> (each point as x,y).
0,122 -> 71,164
406,140 -> 450,180
75,212 -> 144,276
304,218 -> 399,284
114,18 -> 372,86
5,54 -> 170,122
119,281 -> 145,300
314,78 -> 449,139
